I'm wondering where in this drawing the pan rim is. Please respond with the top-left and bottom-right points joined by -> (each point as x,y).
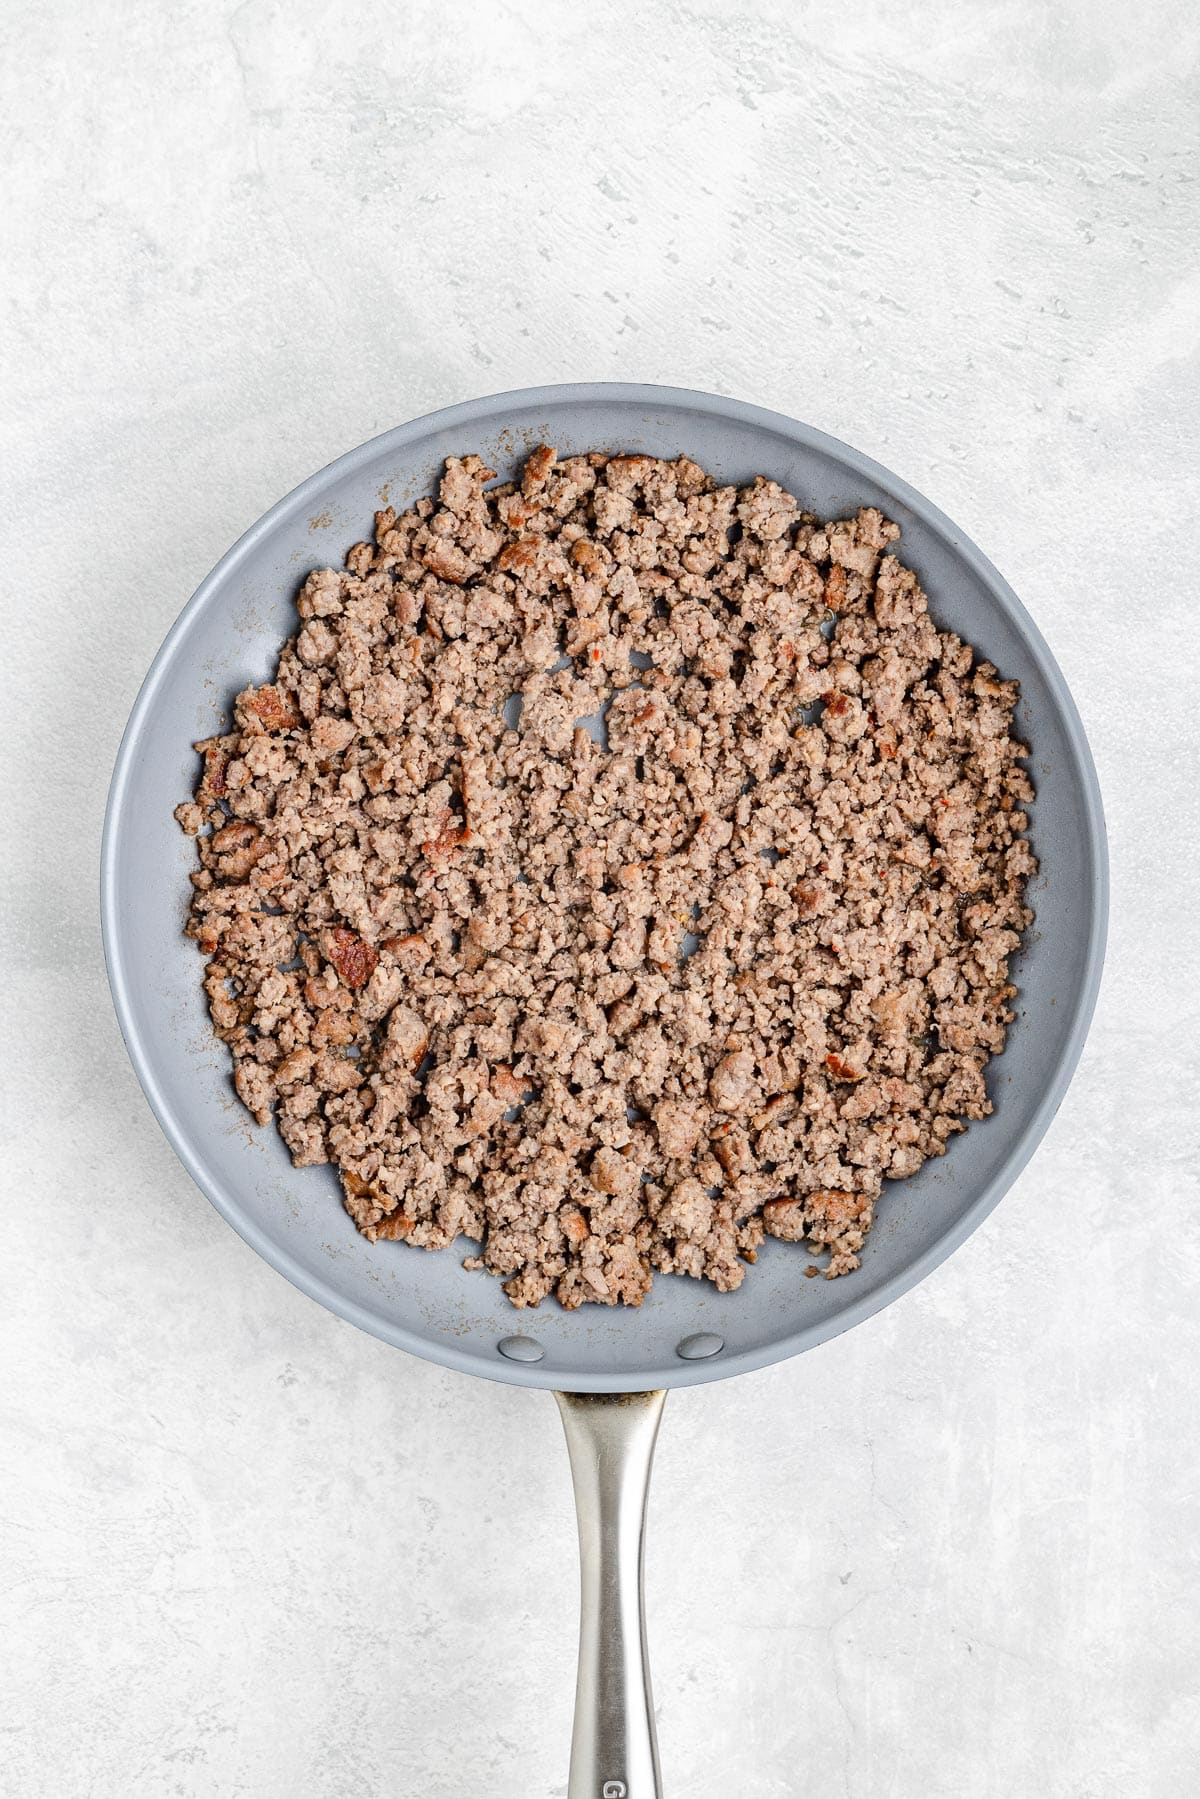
101,381 -> 1109,1391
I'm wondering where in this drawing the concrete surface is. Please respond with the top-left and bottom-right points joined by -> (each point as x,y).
3,2 -> 1197,1794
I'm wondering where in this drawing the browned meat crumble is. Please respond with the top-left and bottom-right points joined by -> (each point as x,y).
175,447 -> 1035,1309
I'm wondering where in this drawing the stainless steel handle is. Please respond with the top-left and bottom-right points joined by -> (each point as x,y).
556,1390 -> 667,1799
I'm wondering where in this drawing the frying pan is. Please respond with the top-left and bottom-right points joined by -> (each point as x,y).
101,383 -> 1107,1796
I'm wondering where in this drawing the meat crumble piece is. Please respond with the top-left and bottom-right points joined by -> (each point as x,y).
177,446 -> 1036,1308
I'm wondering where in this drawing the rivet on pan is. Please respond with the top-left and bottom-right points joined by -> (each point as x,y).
498,1335 -> 545,1364
676,1333 -> 724,1361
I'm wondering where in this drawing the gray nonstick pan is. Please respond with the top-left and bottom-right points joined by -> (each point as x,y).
101,384 -> 1108,1797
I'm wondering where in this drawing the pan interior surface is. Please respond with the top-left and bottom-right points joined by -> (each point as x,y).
102,385 -> 1107,1391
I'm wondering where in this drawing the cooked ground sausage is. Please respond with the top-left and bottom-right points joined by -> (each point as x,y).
176,447 -> 1035,1308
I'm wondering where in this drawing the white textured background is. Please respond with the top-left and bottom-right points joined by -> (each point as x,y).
3,2 -> 1198,1794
